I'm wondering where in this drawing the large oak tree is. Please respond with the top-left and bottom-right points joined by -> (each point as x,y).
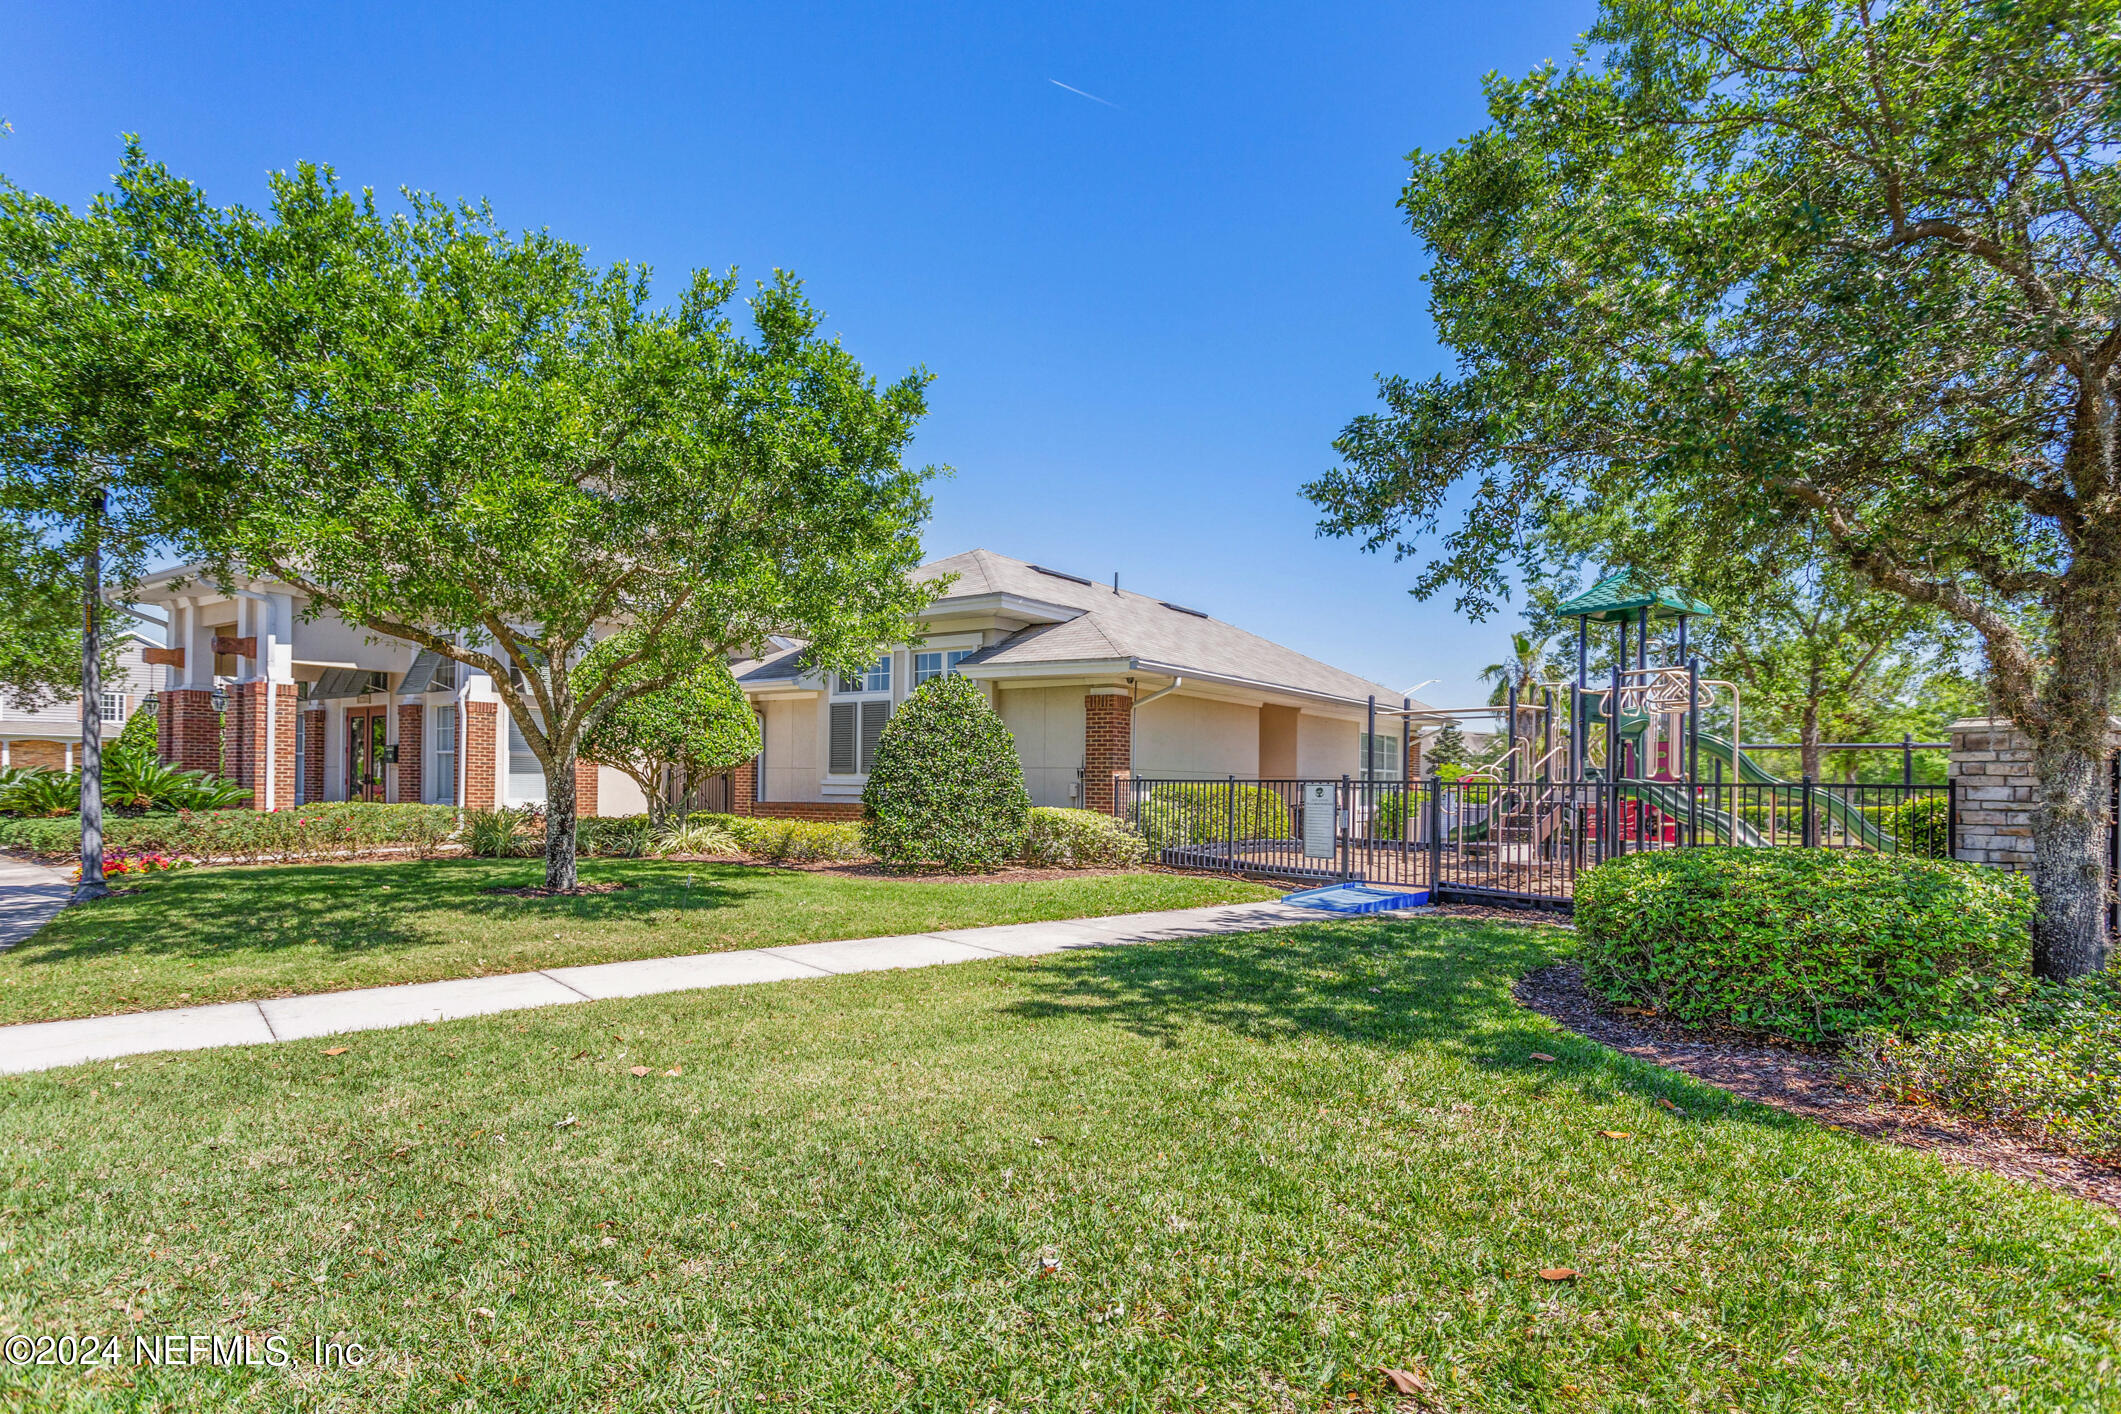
1309,0 -> 2121,976
134,158 -> 939,890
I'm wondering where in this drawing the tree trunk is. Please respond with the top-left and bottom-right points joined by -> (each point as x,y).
543,742 -> 579,891
76,497 -> 109,902
1799,701 -> 1822,783
2026,729 -> 2109,978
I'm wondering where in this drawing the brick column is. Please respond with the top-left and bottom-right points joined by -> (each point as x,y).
157,688 -> 220,775
221,681 -> 298,810
1084,691 -> 1131,814
462,701 -> 498,809
732,757 -> 758,816
300,708 -> 326,805
395,704 -> 424,804
574,758 -> 599,818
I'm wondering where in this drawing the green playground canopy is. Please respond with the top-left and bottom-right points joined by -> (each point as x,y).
1554,571 -> 1716,624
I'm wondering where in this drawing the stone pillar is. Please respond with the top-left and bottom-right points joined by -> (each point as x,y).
732,757 -> 758,816
300,708 -> 326,805
1084,691 -> 1132,814
462,701 -> 498,810
222,681 -> 297,810
395,704 -> 424,805
574,758 -> 599,818
157,688 -> 220,775
1941,716 -> 2121,871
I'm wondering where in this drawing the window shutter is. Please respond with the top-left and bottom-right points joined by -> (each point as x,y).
829,703 -> 858,774
859,701 -> 891,773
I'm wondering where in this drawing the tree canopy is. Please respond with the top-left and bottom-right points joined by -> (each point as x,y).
119,156 -> 940,889
1309,0 -> 2121,976
581,645 -> 761,822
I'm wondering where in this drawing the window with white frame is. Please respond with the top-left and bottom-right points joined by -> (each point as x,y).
913,648 -> 977,687
1359,731 -> 1402,780
432,704 -> 458,805
98,693 -> 122,723
830,655 -> 892,775
837,656 -> 891,695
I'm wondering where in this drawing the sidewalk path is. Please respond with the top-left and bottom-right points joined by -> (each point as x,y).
0,897 -> 1362,1076
0,856 -> 71,953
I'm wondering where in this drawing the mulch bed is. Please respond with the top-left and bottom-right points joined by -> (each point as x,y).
482,881 -> 639,898
1516,962 -> 2121,1212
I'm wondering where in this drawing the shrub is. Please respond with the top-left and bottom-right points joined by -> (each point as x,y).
463,807 -> 541,858
0,801 -> 462,864
1021,807 -> 1148,869
578,814 -> 657,858
1845,976 -> 2121,1159
1575,848 -> 2032,1042
1138,782 -> 1293,851
861,675 -> 1030,871
749,818 -> 867,865
1889,794 -> 1951,858
0,769 -> 80,817
0,748 -> 250,816
1368,788 -> 1425,841
653,820 -> 742,856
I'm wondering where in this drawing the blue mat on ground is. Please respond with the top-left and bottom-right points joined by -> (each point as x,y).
1281,882 -> 1430,914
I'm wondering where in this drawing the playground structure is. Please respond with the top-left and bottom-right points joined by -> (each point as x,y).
1118,572 -> 1955,906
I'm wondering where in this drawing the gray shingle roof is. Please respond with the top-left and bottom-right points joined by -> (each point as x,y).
916,550 -> 1424,710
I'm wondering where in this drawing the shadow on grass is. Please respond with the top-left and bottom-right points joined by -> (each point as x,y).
1004,913 -> 1822,1137
1,857 -> 764,969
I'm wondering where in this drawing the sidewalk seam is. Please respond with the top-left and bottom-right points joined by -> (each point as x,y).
255,1002 -> 279,1042
539,971 -> 596,1001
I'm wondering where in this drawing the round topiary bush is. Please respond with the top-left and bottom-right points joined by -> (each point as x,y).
1575,848 -> 2032,1042
861,674 -> 1031,871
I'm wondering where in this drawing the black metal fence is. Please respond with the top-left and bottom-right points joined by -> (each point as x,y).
1116,775 -> 1955,909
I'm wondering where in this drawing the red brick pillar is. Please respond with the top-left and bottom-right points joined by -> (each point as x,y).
731,757 -> 757,816
395,704 -> 424,804
221,681 -> 298,810
1084,692 -> 1131,814
1405,730 -> 1422,781
157,688 -> 220,775
462,701 -> 498,809
574,758 -> 599,818
300,708 -> 326,805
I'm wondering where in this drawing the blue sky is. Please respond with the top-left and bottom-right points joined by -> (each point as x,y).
1,0 -> 1601,708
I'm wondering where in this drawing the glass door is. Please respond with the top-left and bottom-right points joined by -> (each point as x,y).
347,707 -> 388,801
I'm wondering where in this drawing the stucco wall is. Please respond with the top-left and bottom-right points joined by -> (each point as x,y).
996,685 -> 1087,807
1297,713 -> 1360,778
758,697 -> 825,803
1259,704 -> 1300,779
1134,693 -> 1259,779
597,765 -> 648,818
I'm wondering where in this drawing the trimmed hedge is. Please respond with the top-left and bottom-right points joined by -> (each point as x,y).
1576,848 -> 2032,1042
1845,976 -> 2121,1159
1022,807 -> 1148,869
0,802 -> 461,865
862,675 -> 1031,871
1139,782 -> 1292,850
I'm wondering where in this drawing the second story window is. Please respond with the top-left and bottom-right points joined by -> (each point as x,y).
99,693 -> 123,724
837,656 -> 891,695
914,649 -> 976,687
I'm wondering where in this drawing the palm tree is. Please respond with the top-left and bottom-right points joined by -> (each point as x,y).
1479,632 -> 1554,758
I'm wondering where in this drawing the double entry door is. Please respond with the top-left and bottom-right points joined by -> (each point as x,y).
346,706 -> 389,802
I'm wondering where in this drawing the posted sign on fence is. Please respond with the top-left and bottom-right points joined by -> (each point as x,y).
1302,781 -> 1336,859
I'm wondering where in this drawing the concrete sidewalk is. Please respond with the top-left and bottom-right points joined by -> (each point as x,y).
0,856 -> 71,952
0,897 -> 1351,1076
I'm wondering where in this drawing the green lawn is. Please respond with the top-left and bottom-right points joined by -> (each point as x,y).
3,915 -> 2115,1412
0,859 -> 1277,1025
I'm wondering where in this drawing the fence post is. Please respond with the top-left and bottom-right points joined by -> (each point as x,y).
1801,774 -> 1816,848
1902,733 -> 1913,788
1338,775 -> 1352,881
1947,777 -> 1958,861
1428,774 -> 1443,892
1225,775 -> 1237,869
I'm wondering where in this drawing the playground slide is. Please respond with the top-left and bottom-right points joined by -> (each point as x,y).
1688,729 -> 1898,850
1589,711 -> 1902,849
